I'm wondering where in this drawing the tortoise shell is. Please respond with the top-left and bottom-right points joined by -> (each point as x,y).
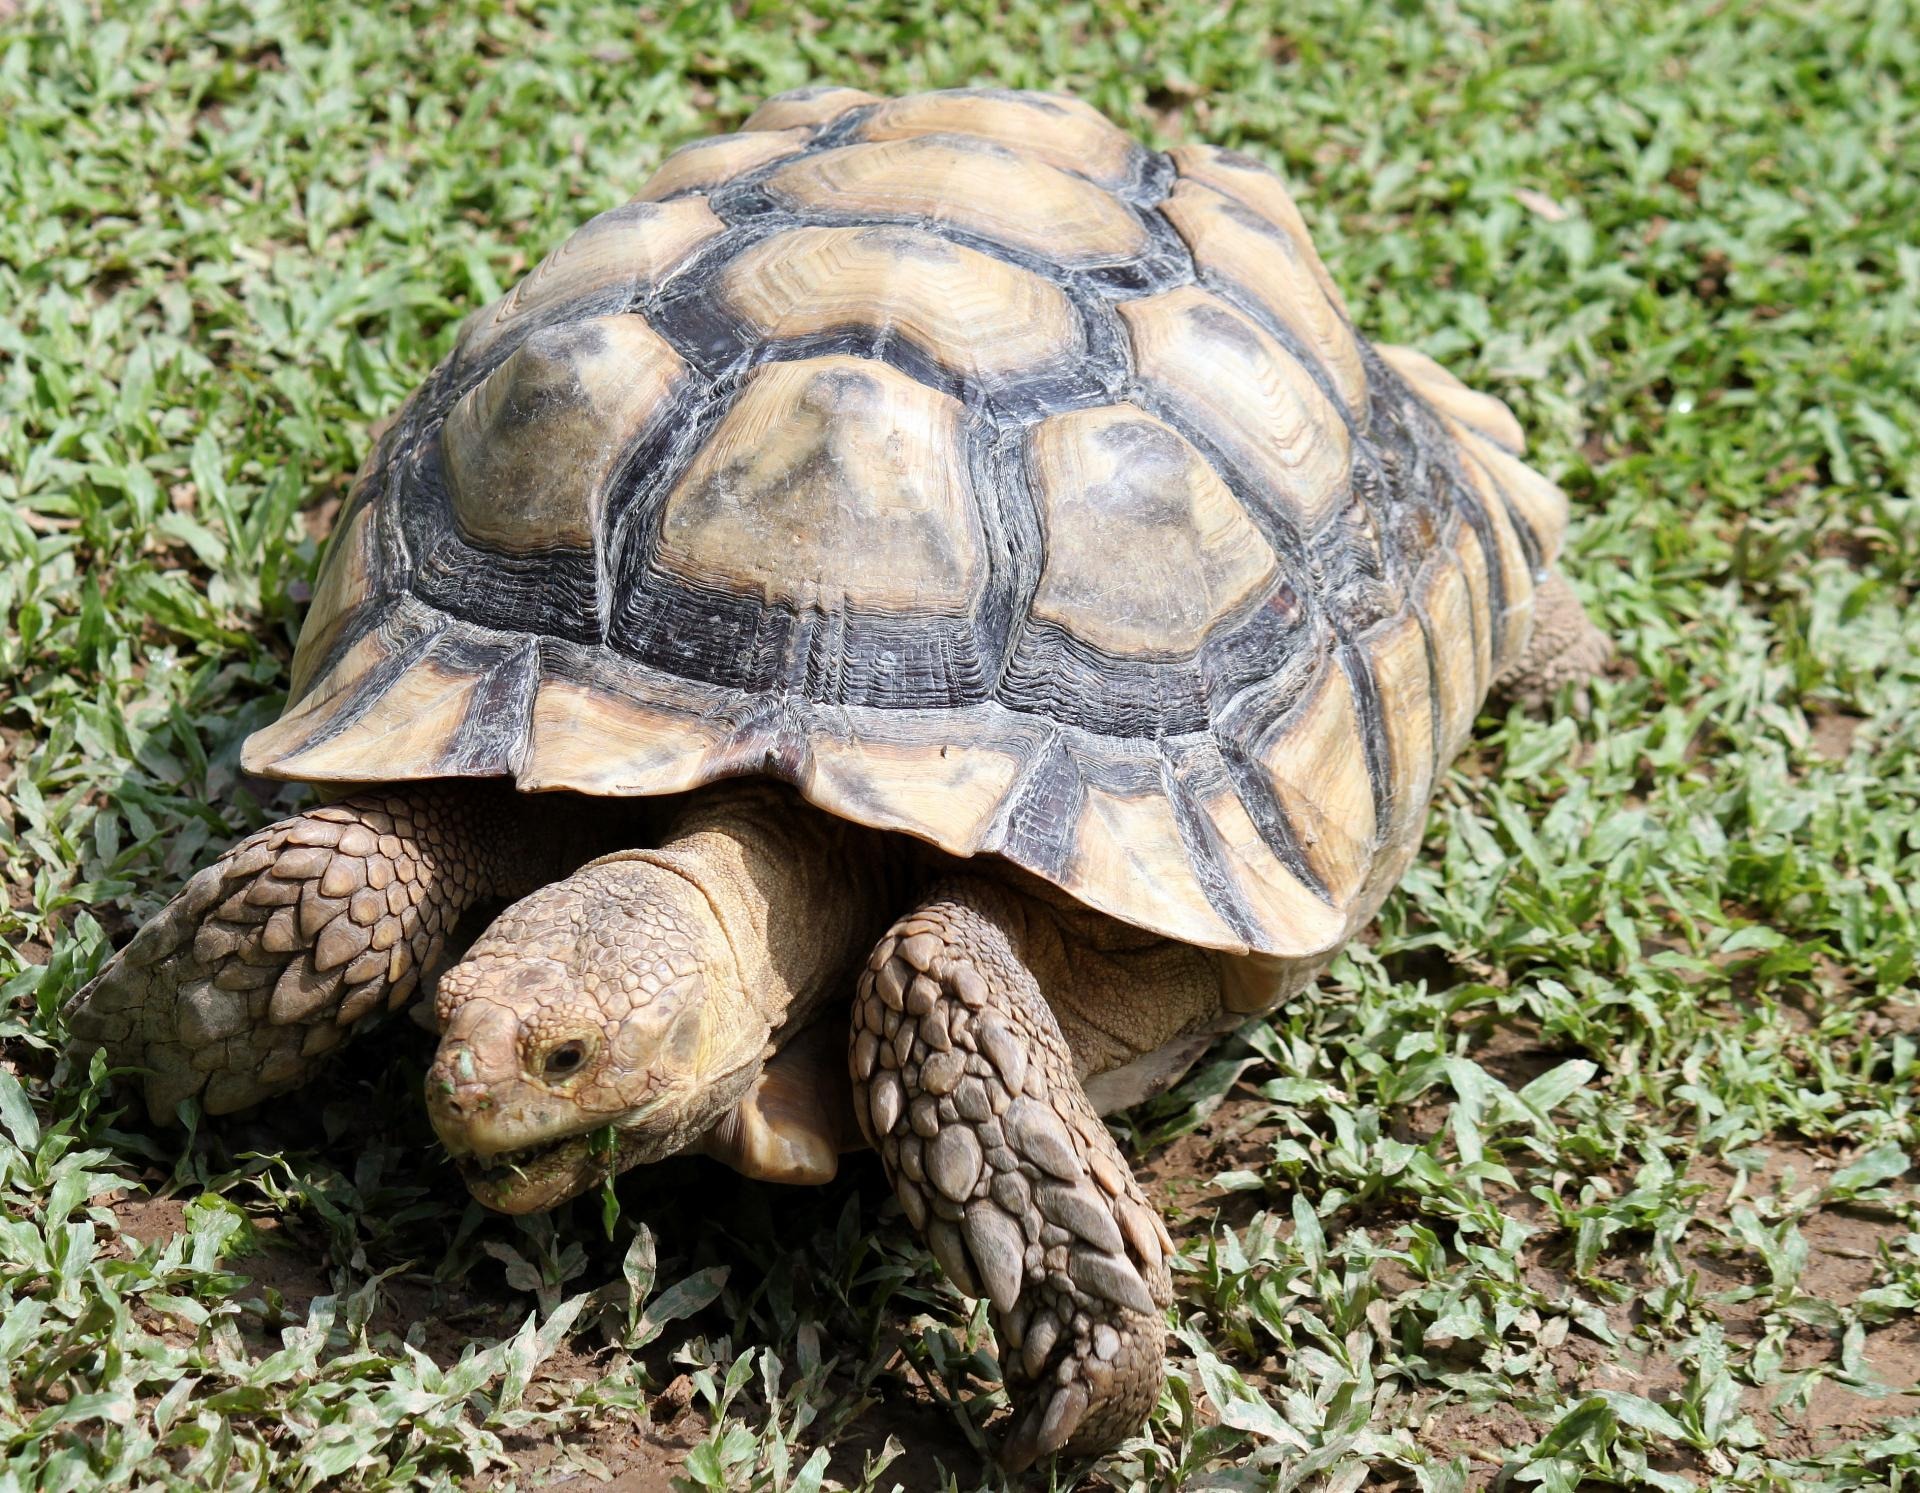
243,87 -> 1566,987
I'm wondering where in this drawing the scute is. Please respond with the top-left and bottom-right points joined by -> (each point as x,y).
517,674 -> 729,797
444,316 -> 686,555
848,90 -> 1141,187
758,136 -> 1150,267
650,355 -> 982,613
1375,344 -> 1525,453
1167,144 -> 1352,318
1360,611 -> 1439,868
1067,785 -> 1244,950
454,198 -> 722,367
1253,657 -> 1378,907
1023,405 -> 1279,656
245,89 -> 1576,979
713,225 -> 1083,388
1191,775 -> 1352,961
1119,285 -> 1352,533
1453,423 -> 1568,567
1413,550 -> 1483,762
635,129 -> 811,202
1162,180 -> 1367,415
1455,445 -> 1540,667
290,489 -> 379,702
741,86 -> 880,133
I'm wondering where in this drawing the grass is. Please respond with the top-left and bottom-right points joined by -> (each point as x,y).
1,0 -> 1917,1487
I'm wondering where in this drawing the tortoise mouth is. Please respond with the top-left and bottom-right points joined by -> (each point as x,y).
457,1134 -> 578,1181
451,1101 -> 685,1214
455,1134 -> 598,1214
444,1076 -> 758,1215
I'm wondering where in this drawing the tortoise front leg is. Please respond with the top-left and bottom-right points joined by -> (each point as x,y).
67,782 -> 575,1121
850,880 -> 1177,1472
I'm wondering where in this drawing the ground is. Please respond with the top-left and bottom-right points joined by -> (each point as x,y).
1,0 -> 1916,1489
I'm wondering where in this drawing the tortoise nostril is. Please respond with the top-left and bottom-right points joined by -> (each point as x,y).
543,1040 -> 589,1079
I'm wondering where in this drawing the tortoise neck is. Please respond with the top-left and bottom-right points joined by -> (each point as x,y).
650,783 -> 912,1035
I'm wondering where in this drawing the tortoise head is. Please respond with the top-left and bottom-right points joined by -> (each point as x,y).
425,850 -> 766,1213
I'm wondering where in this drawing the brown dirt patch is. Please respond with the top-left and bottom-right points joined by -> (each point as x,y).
108,1192 -> 191,1246
1810,711 -> 1863,761
481,1371 -> 705,1492
1138,1090 -> 1287,1238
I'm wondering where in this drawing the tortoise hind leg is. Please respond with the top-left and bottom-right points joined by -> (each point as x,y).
849,880 -> 1175,1472
66,782 -> 570,1122
701,1018 -> 867,1185
1495,570 -> 1613,712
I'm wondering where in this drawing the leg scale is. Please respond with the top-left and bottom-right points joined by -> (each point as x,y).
1495,570 -> 1613,712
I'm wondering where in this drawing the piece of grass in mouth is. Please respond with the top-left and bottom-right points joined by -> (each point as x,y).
592,1124 -> 621,1237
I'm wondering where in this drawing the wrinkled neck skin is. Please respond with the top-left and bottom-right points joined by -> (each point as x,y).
426,782 -> 912,1213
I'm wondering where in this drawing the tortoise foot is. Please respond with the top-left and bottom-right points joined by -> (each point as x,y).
850,883 -> 1174,1472
1496,570 -> 1613,714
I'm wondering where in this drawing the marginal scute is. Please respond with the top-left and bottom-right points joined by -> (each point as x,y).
653,355 -> 983,612
1453,524 -> 1497,694
1376,343 -> 1526,454
1452,422 -> 1569,567
515,691 -> 1051,865
257,657 -> 486,784
1066,784 -> 1243,952
1255,658 -> 1377,906
1167,144 -> 1352,317
1193,781 -> 1349,958
245,624 -> 407,776
851,90 -> 1139,187
444,315 -> 686,554
1023,405 -> 1279,657
1415,553 -> 1483,761
454,197 -> 724,365
634,128 -> 811,201
1358,612 -> 1437,867
803,727 -> 1026,858
760,136 -> 1149,266
290,497 -> 377,702
1163,179 -> 1367,415
1119,286 -> 1351,531
741,86 -> 880,132
717,225 -> 1082,386
1457,446 -> 1538,666
517,678 -> 727,796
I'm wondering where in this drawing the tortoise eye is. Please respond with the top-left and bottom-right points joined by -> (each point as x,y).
543,1041 -> 588,1078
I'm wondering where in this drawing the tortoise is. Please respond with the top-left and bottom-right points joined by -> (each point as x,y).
69,86 -> 1611,1469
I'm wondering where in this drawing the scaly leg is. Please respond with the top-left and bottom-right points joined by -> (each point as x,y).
67,782 -> 580,1121
849,879 -> 1178,1471
1495,570 -> 1613,712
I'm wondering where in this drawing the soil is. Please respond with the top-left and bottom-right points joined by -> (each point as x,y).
477,1370 -> 705,1493
1809,710 -> 1863,762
